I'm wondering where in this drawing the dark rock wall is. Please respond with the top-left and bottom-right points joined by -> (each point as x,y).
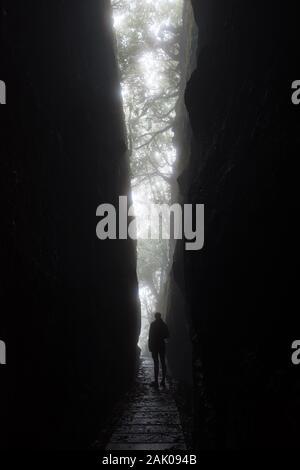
170,0 -> 299,449
165,1 -> 197,387
0,0 -> 140,449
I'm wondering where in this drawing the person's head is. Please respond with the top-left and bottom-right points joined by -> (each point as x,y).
155,312 -> 162,321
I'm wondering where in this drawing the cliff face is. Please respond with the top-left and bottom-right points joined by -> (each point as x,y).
170,0 -> 299,449
0,0 -> 140,449
165,1 -> 197,387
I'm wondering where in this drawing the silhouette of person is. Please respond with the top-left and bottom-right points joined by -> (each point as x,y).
148,312 -> 169,388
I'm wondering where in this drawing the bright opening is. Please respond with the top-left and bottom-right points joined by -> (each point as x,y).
112,0 -> 183,352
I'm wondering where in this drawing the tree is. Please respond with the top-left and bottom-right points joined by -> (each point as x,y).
113,0 -> 183,351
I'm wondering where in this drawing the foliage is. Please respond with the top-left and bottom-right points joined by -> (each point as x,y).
112,0 -> 183,350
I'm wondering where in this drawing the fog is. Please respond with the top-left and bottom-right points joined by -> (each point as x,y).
112,0 -> 183,350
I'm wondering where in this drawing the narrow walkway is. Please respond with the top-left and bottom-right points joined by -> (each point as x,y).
106,357 -> 186,451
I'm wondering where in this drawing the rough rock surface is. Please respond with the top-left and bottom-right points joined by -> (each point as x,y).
169,0 -> 299,449
0,0 -> 140,449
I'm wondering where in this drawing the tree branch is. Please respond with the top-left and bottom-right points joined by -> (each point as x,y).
135,124 -> 173,150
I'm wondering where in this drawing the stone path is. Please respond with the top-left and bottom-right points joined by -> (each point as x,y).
106,357 -> 186,451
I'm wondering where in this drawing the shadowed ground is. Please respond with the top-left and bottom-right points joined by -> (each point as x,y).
106,357 -> 186,451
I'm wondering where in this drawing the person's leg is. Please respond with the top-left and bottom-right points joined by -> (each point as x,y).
152,351 -> 159,386
159,349 -> 166,386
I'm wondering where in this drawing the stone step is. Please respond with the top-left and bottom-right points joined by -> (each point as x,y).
108,425 -> 182,434
110,433 -> 185,444
107,443 -> 186,451
106,357 -> 186,450
118,415 -> 181,426
127,404 -> 178,410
